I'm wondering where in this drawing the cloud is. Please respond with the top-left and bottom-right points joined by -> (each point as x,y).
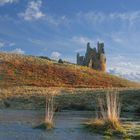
76,11 -> 140,25
76,11 -> 106,25
0,0 -> 18,6
72,36 -> 95,45
74,48 -> 85,53
45,15 -> 70,26
18,0 -> 45,21
9,42 -> 16,47
72,36 -> 104,45
11,48 -> 25,54
108,55 -> 140,82
0,40 -> 16,48
112,36 -> 123,44
109,11 -> 140,25
108,30 -> 140,54
109,67 -> 140,83
0,41 -> 5,48
28,38 -> 49,47
51,51 -> 61,60
72,36 -> 94,53
71,36 -> 104,53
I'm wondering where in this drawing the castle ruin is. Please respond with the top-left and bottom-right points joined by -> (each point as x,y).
77,42 -> 106,72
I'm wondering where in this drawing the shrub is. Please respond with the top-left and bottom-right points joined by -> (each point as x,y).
58,59 -> 63,64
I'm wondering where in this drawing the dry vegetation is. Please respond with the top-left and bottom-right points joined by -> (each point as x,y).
83,89 -> 140,139
0,53 -> 139,137
0,52 -> 139,88
34,89 -> 59,130
44,89 -> 60,130
0,86 -> 139,113
96,90 -> 121,128
84,90 -> 126,139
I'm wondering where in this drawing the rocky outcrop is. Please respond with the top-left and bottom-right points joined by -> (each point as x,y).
77,42 -> 106,72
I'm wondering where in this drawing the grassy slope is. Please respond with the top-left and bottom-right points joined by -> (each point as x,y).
0,53 -> 139,88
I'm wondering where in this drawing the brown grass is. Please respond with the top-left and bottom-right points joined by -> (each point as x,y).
34,89 -> 60,130
44,89 -> 59,129
95,90 -> 121,129
0,52 -> 139,88
83,90 -> 127,138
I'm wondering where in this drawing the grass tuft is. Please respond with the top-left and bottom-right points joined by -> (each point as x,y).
34,121 -> 54,130
84,118 -> 127,138
83,90 -> 130,139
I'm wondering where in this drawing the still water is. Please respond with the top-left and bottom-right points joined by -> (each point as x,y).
0,110 -> 103,140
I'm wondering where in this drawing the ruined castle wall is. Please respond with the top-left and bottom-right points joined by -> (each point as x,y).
99,53 -> 106,72
77,42 -> 106,72
77,53 -> 85,66
85,45 -> 97,67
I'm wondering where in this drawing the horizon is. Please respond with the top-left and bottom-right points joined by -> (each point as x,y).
0,0 -> 140,82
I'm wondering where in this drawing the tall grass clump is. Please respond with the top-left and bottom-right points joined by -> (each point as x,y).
44,93 -> 55,130
84,89 -> 126,137
96,90 -> 121,129
35,89 -> 60,130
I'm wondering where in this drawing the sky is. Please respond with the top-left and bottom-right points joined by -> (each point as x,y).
0,0 -> 140,82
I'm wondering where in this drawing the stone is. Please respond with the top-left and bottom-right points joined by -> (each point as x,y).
77,42 -> 106,72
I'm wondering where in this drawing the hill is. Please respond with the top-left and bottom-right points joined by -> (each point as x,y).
0,53 -> 139,88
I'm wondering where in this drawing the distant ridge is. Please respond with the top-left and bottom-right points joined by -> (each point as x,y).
0,52 -> 139,88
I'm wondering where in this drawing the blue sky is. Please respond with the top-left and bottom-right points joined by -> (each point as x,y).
0,0 -> 140,82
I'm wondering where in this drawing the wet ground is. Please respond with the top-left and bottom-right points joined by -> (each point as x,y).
0,109 -> 104,140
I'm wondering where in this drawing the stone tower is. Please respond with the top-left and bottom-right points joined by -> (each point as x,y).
97,42 -> 106,72
77,42 -> 106,72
